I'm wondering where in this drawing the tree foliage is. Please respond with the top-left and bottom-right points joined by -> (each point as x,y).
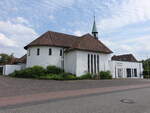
142,59 -> 150,78
0,53 -> 12,64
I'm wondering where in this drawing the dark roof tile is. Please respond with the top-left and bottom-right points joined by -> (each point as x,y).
112,54 -> 138,62
24,31 -> 112,54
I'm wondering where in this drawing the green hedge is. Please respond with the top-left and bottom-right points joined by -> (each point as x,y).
40,74 -> 77,80
39,74 -> 64,80
78,73 -> 92,79
10,66 -> 46,78
9,65 -> 112,80
10,65 -> 77,80
99,71 -> 112,79
46,66 -> 64,74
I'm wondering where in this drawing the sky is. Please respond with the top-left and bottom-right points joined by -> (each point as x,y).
0,0 -> 150,60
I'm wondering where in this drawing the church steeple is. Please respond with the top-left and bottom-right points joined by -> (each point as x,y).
92,16 -> 98,39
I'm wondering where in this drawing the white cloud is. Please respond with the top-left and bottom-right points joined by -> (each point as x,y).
98,0 -> 150,32
0,19 -> 38,57
43,0 -> 75,11
73,31 -> 83,36
48,15 -> 55,20
0,33 -> 17,47
12,17 -> 29,24
102,34 -> 150,60
0,20 -> 37,44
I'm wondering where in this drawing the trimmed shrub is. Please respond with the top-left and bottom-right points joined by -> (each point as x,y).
79,73 -> 92,79
144,75 -> 150,79
143,71 -> 150,78
46,65 -> 64,74
39,74 -> 64,80
99,71 -> 112,79
39,73 -> 77,80
10,66 -> 46,78
64,75 -> 77,80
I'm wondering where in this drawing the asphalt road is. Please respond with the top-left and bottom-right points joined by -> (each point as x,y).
1,87 -> 150,113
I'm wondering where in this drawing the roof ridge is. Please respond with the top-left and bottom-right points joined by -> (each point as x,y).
48,30 -> 79,38
115,54 -> 133,56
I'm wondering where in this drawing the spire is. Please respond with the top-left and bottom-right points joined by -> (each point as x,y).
92,16 -> 98,39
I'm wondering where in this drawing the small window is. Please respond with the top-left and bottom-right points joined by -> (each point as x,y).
60,49 -> 63,56
28,49 -> 30,56
49,48 -> 52,55
134,69 -> 137,77
126,68 -> 131,77
37,48 -> 40,55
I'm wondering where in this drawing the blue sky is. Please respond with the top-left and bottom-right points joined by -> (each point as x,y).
0,0 -> 150,60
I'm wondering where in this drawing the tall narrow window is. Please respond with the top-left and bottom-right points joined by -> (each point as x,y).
126,68 -> 131,77
88,54 -> 90,73
94,55 -> 96,74
134,69 -> 137,77
91,54 -> 93,74
97,55 -> 99,73
49,48 -> 52,55
37,48 -> 40,56
28,49 -> 30,56
60,49 -> 63,56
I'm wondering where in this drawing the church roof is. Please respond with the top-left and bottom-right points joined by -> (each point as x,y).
24,31 -> 112,54
111,54 -> 138,62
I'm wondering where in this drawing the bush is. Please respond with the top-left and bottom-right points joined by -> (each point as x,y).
40,74 -> 77,80
64,75 -> 77,80
99,71 -> 112,79
79,73 -> 92,79
10,66 -> 46,78
143,71 -> 150,78
144,75 -> 150,79
39,74 -> 64,80
46,66 -> 64,74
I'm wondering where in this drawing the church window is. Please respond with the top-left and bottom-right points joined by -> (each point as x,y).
49,48 -> 52,55
37,48 -> 40,56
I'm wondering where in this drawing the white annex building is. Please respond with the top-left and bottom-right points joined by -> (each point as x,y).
0,20 -> 143,78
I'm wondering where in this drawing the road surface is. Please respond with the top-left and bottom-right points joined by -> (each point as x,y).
0,85 -> 150,113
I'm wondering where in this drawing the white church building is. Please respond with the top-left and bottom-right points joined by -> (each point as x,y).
0,20 -> 143,78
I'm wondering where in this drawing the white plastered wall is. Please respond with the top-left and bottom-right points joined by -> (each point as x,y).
75,50 -> 111,76
26,46 -> 63,68
3,65 -> 22,75
110,61 -> 143,78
